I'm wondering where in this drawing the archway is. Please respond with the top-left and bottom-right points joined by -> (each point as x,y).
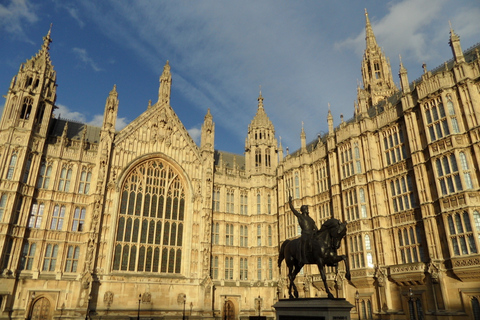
29,297 -> 51,320
223,300 -> 235,320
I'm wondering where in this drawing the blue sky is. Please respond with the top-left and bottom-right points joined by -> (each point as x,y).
1,0 -> 479,154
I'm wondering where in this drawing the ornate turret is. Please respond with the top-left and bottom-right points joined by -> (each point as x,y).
102,85 -> 119,130
0,26 -> 57,134
245,90 -> 278,176
158,61 -> 172,105
449,23 -> 465,64
398,55 -> 410,94
357,9 -> 397,111
201,108 -> 215,152
327,105 -> 334,135
300,122 -> 307,153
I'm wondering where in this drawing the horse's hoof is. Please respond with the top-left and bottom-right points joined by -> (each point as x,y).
346,272 -> 351,281
327,293 -> 335,299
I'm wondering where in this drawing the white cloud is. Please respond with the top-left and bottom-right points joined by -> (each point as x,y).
187,126 -> 202,146
56,104 -> 129,131
73,47 -> 102,72
77,1 -> 480,153
0,0 -> 38,39
335,0 -> 448,62
55,104 -> 87,123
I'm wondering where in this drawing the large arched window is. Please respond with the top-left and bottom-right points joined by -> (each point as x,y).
113,158 -> 186,274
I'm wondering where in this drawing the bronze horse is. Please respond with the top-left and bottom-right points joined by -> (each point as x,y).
278,218 -> 351,299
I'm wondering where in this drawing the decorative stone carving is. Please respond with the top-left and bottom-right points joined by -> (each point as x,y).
104,291 -> 114,306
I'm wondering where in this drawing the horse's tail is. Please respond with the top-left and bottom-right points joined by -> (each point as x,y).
278,240 -> 290,273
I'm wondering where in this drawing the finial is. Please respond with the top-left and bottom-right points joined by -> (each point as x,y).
364,8 -> 368,15
257,87 -> 264,108
328,102 -> 331,111
422,62 -> 427,74
48,23 -> 53,37
301,121 -> 304,130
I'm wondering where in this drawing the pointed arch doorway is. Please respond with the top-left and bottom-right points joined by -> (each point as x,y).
223,299 -> 235,320
29,297 -> 52,320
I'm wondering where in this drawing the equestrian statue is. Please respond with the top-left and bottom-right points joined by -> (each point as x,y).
278,196 -> 351,299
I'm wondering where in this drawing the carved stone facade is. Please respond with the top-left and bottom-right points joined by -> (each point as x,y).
0,12 -> 480,320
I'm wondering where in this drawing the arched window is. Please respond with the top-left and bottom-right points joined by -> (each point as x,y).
113,158 -> 186,274
0,194 -> 7,222
295,172 -> 300,198
257,193 -> 261,214
20,97 -> 33,120
37,161 -> 52,189
6,153 -> 17,180
255,148 -> 262,167
78,169 -> 92,194
267,194 -> 271,214
58,167 -> 72,192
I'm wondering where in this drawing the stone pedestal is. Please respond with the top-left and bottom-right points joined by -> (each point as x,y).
273,298 -> 354,320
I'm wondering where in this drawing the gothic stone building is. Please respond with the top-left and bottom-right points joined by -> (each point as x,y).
1,12 -> 480,320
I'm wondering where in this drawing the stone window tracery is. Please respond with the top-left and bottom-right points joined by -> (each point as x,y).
383,127 -> 407,166
113,158 -> 185,274
225,256 -> 233,280
78,168 -> 92,194
65,246 -> 80,272
49,205 -> 65,230
240,191 -> 248,215
37,161 -> 52,189
240,257 -> 248,280
6,153 -> 17,180
20,241 -> 36,270
447,211 -> 478,256
390,175 -> 416,212
240,225 -> 248,247
398,225 -> 425,263
436,154 -> 462,195
71,207 -> 86,232
57,166 -> 72,192
0,194 -> 7,222
42,244 -> 58,271
28,202 -> 44,228
225,224 -> 234,246
424,96 -> 459,142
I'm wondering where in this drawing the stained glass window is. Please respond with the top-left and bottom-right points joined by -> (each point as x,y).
113,158 -> 185,274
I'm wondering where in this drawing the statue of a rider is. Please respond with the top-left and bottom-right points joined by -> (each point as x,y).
289,195 -> 318,264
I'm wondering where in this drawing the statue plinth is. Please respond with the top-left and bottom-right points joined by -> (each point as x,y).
273,298 -> 354,320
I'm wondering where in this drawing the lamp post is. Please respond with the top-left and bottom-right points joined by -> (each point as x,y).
408,288 -> 414,320
182,294 -> 186,320
355,290 -> 360,320
137,294 -> 141,320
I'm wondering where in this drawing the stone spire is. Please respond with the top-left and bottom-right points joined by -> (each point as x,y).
245,89 -> 278,176
102,85 -> 119,130
358,9 -> 397,109
364,9 -> 377,51
201,108 -> 215,151
327,104 -> 334,134
159,60 -> 172,105
398,55 -> 410,94
0,26 -> 57,134
300,121 -> 306,153
449,22 -> 465,63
